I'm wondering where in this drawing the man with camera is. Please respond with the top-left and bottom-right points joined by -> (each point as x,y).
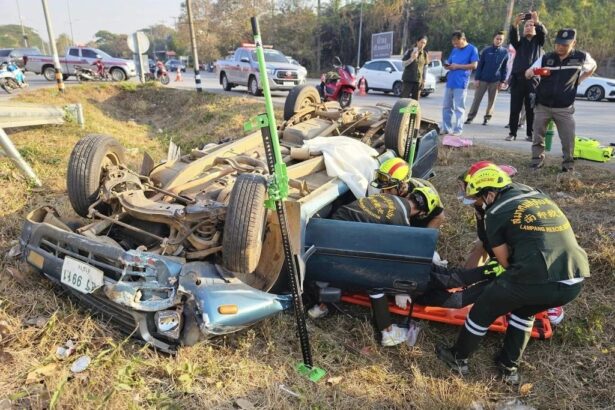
505,11 -> 546,142
525,29 -> 597,172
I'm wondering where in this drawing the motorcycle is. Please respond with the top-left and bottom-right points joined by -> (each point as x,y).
75,65 -> 111,82
319,56 -> 356,108
0,63 -> 21,94
145,64 -> 170,85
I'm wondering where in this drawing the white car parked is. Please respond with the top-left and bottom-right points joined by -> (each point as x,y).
357,58 -> 436,97
576,76 -> 615,102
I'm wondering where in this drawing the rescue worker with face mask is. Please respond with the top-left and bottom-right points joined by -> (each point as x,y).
436,164 -> 589,384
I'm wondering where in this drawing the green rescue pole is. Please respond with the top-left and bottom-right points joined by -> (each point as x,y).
244,16 -> 325,383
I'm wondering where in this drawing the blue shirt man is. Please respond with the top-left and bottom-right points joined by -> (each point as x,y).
441,31 -> 479,135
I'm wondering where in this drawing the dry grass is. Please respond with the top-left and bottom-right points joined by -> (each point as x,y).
0,84 -> 613,409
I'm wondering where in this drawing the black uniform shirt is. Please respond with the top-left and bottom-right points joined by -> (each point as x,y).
332,193 -> 442,228
533,50 -> 596,108
485,183 -> 590,284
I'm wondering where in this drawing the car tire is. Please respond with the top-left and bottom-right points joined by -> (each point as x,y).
67,134 -> 126,218
248,76 -> 262,96
221,73 -> 233,91
110,68 -> 127,82
283,84 -> 321,121
43,66 -> 56,81
585,85 -> 604,101
339,90 -> 353,108
222,173 -> 268,275
384,98 -> 420,159
392,81 -> 403,97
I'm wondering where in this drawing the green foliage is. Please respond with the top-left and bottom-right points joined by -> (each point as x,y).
0,24 -> 46,50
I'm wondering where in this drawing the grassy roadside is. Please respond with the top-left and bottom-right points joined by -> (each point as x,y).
0,84 -> 613,409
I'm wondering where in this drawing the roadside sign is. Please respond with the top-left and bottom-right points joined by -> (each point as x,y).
371,31 -> 394,60
127,31 -> 150,53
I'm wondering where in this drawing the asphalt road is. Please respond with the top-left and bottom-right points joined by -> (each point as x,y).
4,71 -> 614,171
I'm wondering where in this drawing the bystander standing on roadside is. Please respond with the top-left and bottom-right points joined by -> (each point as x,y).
441,31 -> 479,136
465,31 -> 508,126
526,29 -> 597,173
505,11 -> 546,142
401,36 -> 429,100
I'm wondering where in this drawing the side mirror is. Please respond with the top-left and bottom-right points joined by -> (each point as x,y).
385,67 -> 392,73
240,57 -> 250,63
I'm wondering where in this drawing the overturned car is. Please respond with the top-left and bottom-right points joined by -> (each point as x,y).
20,86 -> 440,352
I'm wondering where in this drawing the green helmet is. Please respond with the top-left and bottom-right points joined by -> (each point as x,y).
465,164 -> 512,197
410,185 -> 440,215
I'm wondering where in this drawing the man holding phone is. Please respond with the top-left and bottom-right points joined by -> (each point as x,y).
505,11 -> 547,142
441,31 -> 479,136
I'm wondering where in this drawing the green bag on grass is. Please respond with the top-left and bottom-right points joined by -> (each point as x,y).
573,137 -> 613,163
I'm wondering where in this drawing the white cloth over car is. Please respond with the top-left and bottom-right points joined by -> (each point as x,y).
302,136 -> 378,198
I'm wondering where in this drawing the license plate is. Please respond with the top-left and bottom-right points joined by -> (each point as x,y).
61,256 -> 104,294
283,81 -> 295,86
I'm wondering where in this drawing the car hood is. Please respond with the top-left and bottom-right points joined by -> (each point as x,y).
267,62 -> 303,71
106,57 -> 133,66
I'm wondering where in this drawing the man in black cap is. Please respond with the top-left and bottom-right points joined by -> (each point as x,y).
525,28 -> 597,172
505,11 -> 546,142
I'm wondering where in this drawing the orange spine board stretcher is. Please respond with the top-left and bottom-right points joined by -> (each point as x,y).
341,293 -> 553,340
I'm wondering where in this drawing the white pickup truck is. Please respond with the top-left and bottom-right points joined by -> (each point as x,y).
216,45 -> 307,95
25,47 -> 136,81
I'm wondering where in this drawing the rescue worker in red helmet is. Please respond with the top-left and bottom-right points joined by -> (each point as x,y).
436,164 -> 589,384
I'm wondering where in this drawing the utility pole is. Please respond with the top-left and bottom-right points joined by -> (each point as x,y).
186,0 -> 202,92
316,0 -> 321,74
504,0 -> 515,34
15,0 -> 29,47
41,0 -> 65,93
66,0 -> 75,45
356,0 -> 363,68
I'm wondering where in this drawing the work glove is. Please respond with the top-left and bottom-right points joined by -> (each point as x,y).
395,294 -> 412,309
483,260 -> 506,277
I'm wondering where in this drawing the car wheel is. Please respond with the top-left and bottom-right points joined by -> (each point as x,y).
384,98 -> 421,159
1,81 -> 12,94
43,66 -> 56,81
221,73 -> 233,91
222,173 -> 268,276
339,91 -> 353,108
283,84 -> 321,121
67,134 -> 126,217
248,76 -> 262,96
392,81 -> 403,97
585,85 -> 604,101
110,68 -> 127,82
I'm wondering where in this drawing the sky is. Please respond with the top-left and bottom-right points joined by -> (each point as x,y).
0,0 -> 184,45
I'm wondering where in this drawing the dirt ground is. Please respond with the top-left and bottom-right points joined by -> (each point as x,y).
0,84 -> 613,409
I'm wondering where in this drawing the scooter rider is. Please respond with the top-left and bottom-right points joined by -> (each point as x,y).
436,164 -> 589,384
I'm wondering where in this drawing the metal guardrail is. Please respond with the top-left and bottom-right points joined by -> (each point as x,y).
0,103 -> 84,186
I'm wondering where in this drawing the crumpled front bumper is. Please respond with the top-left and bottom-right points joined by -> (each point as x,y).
20,207 -> 292,353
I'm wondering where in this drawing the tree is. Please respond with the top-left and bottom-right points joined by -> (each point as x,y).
56,33 -> 72,54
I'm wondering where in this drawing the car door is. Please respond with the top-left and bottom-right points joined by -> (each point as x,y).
304,218 -> 437,293
381,61 -> 399,91
360,61 -> 380,90
81,49 -> 99,71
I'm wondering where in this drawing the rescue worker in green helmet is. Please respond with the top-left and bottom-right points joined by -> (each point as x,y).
369,157 -> 445,229
436,164 -> 589,384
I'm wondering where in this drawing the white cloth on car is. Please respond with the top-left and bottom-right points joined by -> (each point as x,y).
302,136 -> 378,198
